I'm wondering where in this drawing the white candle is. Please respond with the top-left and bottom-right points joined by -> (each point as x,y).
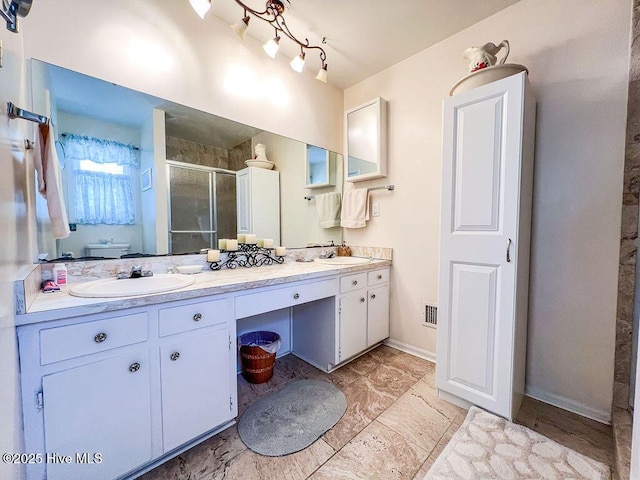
207,249 -> 220,262
256,239 -> 264,247
245,233 -> 257,244
226,239 -> 238,251
275,246 -> 286,256
218,239 -> 227,250
263,238 -> 274,248
237,234 -> 246,243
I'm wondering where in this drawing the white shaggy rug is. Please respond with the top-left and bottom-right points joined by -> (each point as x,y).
425,406 -> 610,480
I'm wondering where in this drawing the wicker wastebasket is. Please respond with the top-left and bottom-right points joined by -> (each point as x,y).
238,331 -> 281,384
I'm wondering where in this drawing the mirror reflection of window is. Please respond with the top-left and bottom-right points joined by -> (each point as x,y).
63,134 -> 138,226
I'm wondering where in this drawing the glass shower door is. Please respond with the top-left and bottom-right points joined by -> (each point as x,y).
167,164 -> 237,255
168,165 -> 214,254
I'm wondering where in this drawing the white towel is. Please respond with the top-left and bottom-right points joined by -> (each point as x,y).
340,188 -> 370,228
315,192 -> 342,228
34,124 -> 70,239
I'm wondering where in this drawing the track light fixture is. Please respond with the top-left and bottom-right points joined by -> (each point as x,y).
190,0 -> 328,83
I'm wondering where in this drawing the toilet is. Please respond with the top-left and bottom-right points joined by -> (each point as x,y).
85,243 -> 131,258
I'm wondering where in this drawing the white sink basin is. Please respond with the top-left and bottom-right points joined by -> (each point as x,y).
314,257 -> 372,266
69,274 -> 196,298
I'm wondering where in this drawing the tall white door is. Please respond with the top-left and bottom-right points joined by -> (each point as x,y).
436,72 -> 531,419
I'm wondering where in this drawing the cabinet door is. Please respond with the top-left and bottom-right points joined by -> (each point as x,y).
367,285 -> 389,346
43,351 -> 152,480
437,72 -> 526,418
339,291 -> 367,362
236,169 -> 251,234
160,328 -> 231,452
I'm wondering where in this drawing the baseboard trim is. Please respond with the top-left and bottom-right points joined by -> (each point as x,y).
525,385 -> 611,425
383,338 -> 436,363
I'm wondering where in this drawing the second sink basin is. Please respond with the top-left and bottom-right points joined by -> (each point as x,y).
69,274 -> 196,298
314,256 -> 372,266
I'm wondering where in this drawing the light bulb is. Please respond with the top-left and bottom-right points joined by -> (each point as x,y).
190,0 -> 211,19
315,65 -> 328,83
263,37 -> 280,58
290,52 -> 305,73
231,16 -> 250,40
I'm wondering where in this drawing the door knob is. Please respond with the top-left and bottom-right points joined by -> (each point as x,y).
193,313 -> 202,321
129,363 -> 141,373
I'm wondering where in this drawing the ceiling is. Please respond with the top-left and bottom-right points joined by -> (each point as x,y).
209,0 -> 521,89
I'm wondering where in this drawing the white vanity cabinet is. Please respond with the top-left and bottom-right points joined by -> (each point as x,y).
17,296 -> 236,480
158,298 -> 234,452
43,349 -> 152,480
338,268 -> 390,362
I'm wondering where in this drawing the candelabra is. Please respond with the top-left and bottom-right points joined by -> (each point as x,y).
208,243 -> 285,271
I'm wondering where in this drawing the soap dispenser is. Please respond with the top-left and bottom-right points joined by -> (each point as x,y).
337,241 -> 352,257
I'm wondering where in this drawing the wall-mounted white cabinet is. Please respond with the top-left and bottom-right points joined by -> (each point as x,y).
436,71 -> 535,421
236,167 -> 280,244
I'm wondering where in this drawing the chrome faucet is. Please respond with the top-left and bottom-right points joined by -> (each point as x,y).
319,250 -> 335,259
118,264 -> 153,279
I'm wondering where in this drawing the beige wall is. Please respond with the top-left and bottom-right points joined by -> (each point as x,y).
0,24 -> 31,480
344,0 -> 630,422
21,0 -> 343,154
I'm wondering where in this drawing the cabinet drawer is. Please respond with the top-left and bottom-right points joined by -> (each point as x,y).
159,298 -> 231,337
40,313 -> 148,365
340,273 -> 367,293
236,278 -> 337,319
368,268 -> 389,286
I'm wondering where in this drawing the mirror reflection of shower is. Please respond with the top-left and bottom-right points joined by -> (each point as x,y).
167,162 -> 237,254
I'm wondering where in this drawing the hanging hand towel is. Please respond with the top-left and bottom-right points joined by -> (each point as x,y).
33,124 -> 70,239
340,188 -> 370,228
316,192 -> 342,228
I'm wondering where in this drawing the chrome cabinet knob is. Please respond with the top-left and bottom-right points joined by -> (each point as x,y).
129,362 -> 141,373
352,280 -> 358,286
170,352 -> 180,361
371,294 -> 376,299
293,293 -> 300,300
360,297 -> 365,303
193,313 -> 202,321
94,332 -> 107,343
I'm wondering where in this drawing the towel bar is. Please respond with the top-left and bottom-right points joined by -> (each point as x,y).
305,184 -> 394,200
7,101 -> 48,125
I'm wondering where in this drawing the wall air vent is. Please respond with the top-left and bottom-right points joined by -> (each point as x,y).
422,303 -> 437,328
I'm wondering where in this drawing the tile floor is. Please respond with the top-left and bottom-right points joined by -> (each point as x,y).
139,345 -> 616,480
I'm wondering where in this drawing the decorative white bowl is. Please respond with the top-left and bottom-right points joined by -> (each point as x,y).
176,265 -> 204,275
245,159 -> 275,170
449,64 -> 528,96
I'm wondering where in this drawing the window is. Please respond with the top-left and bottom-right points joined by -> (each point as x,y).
62,134 -> 139,225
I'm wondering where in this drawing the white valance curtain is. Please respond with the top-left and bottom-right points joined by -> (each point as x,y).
62,134 -> 139,167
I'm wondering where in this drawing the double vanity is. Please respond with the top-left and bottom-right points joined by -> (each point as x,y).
15,256 -> 390,480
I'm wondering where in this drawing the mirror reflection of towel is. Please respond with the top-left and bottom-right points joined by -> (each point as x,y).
34,124 -> 70,239
340,189 -> 369,228
315,192 -> 341,228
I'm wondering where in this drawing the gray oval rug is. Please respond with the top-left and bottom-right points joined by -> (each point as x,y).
238,379 -> 347,456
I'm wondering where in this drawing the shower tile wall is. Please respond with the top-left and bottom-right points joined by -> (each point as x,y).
165,136 -> 252,172
166,136 -> 231,169
613,2 -> 640,478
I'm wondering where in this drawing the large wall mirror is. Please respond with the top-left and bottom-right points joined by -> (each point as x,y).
345,97 -> 387,182
31,60 -> 343,262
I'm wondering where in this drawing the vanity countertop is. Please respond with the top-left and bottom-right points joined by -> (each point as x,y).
17,259 -> 391,326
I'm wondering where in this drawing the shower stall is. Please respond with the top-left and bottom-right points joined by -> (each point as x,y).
167,161 -> 237,254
